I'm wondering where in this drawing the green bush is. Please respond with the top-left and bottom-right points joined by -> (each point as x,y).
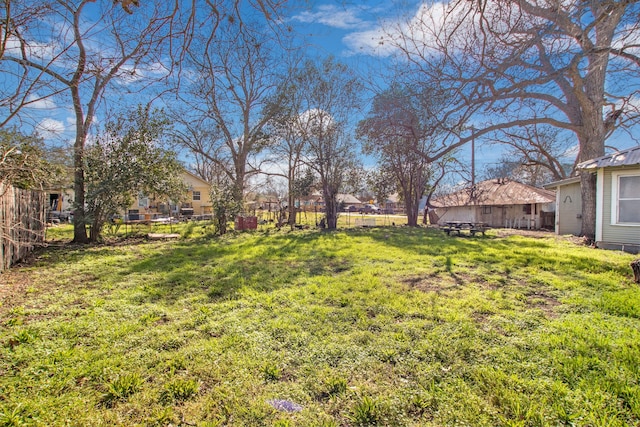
101,373 -> 143,406
159,378 -> 199,403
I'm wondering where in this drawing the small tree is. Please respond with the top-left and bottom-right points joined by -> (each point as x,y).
84,106 -> 185,242
0,128 -> 60,190
209,179 -> 243,236
358,83 -> 442,226
295,58 -> 362,229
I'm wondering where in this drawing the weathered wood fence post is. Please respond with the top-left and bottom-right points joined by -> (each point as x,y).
1,183 -> 46,272
631,259 -> 640,284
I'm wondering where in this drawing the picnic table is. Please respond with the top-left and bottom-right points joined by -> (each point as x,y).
441,221 -> 488,236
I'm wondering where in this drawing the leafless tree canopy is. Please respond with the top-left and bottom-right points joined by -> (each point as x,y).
171,4 -> 293,204
387,0 -> 640,238
358,83 -> 451,226
0,0 -> 290,242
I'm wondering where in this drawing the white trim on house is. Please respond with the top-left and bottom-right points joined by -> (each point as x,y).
611,170 -> 640,227
596,169 -> 604,242
554,186 -> 560,235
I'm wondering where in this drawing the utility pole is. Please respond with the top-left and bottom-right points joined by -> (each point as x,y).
470,126 -> 476,188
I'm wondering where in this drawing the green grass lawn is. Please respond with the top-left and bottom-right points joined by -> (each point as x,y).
1,225 -> 639,426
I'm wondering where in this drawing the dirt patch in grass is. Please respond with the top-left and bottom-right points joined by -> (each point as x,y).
0,270 -> 33,313
526,290 -> 562,318
494,228 -> 591,246
400,273 -> 466,292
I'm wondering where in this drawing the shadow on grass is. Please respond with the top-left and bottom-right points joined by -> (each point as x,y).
121,230 -> 357,304
363,226 -> 632,286
30,226 -> 633,307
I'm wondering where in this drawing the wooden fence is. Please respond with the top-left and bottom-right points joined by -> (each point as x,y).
1,183 -> 46,272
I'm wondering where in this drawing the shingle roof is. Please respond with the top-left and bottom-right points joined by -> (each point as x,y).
431,179 -> 556,208
578,145 -> 640,169
336,194 -> 361,204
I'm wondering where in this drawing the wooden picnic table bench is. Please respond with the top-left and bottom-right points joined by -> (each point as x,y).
442,221 -> 488,236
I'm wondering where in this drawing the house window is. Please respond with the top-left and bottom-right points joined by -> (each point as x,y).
138,194 -> 148,208
523,204 -> 532,215
615,174 -> 640,224
482,206 -> 492,215
192,191 -> 201,201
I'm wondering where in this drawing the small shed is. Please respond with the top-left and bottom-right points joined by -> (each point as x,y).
431,179 -> 556,229
578,146 -> 640,253
544,176 -> 582,236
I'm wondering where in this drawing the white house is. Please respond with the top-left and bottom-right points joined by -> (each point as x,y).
578,146 -> 640,253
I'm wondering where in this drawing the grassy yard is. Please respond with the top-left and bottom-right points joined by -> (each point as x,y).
1,225 -> 639,426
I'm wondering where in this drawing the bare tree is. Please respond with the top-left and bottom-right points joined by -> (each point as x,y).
294,58 -> 362,230
484,125 -> 575,186
3,0 -> 191,242
261,61 -> 322,230
387,0 -> 640,239
263,110 -> 309,229
358,83 -> 447,226
0,1 -> 64,128
173,11 -> 287,208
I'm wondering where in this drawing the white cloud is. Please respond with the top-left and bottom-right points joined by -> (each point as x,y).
341,2 -> 455,57
35,118 -> 66,140
292,4 -> 366,30
26,94 -> 57,110
297,108 -> 334,133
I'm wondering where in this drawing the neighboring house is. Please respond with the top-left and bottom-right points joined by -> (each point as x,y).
127,170 -> 212,220
45,187 -> 74,221
337,194 -> 362,208
431,178 -> 556,229
180,170 -> 213,216
547,146 -> 640,253
299,191 -> 324,211
382,193 -> 405,214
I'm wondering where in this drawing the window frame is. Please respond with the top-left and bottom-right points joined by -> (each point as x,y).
611,171 -> 640,226
138,193 -> 149,208
192,190 -> 201,201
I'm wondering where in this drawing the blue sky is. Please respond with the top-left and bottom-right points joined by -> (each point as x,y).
286,1 -> 640,174
11,0 -> 639,182
284,1 -> 511,173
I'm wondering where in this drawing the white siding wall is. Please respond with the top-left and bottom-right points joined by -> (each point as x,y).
556,182 -> 582,235
435,206 -> 476,224
600,167 -> 640,246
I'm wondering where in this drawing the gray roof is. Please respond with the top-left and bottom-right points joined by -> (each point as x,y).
578,145 -> 640,169
431,179 -> 555,208
336,194 -> 361,204
544,176 -> 581,189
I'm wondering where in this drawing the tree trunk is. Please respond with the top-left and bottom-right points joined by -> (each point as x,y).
631,259 -> 640,284
72,134 -> 89,243
579,171 -> 597,242
405,195 -> 419,227
323,189 -> 338,229
288,170 -> 296,231
288,196 -> 296,231
577,128 -> 605,241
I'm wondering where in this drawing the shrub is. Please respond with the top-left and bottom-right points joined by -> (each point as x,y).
349,396 -> 381,427
101,373 -> 143,406
160,379 -> 199,403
